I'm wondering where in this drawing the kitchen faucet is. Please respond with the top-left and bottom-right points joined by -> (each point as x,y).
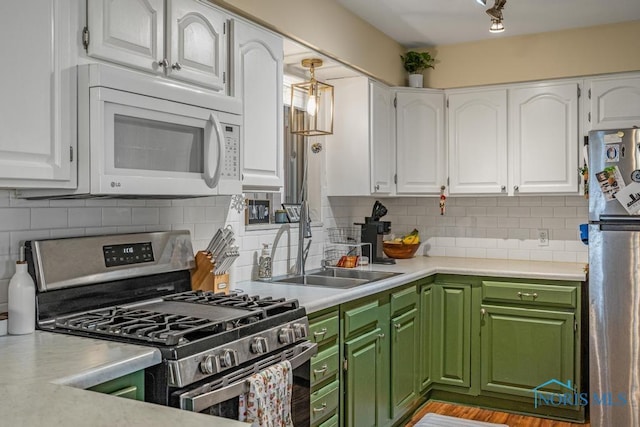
295,199 -> 312,276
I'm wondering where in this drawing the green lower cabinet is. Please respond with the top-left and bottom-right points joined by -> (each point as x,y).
480,304 -> 576,400
344,327 -> 387,427
433,282 -> 471,388
419,284 -> 433,391
87,370 -> 145,401
390,307 -> 418,418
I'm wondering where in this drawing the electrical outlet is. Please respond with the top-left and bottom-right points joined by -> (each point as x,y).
537,228 -> 549,246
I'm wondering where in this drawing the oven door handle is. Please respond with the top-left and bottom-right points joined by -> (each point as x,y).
180,342 -> 317,412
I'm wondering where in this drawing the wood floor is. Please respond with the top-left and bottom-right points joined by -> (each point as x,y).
404,401 -> 589,427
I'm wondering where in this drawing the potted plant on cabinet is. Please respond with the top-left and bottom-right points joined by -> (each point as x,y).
401,51 -> 435,88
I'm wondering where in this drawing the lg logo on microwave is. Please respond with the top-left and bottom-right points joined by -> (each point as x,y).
110,181 -> 121,188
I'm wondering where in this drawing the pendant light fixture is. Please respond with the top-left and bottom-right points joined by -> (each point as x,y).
290,58 -> 334,136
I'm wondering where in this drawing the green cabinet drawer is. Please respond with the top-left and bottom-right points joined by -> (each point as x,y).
318,413 -> 338,427
390,285 -> 417,317
344,300 -> 379,337
309,311 -> 339,345
88,370 -> 145,401
311,346 -> 339,387
482,281 -> 577,308
311,380 -> 340,425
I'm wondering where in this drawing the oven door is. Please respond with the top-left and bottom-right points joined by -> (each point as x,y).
175,341 -> 317,426
88,86 -> 236,196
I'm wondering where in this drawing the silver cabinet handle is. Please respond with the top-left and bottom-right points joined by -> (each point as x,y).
172,62 -> 182,71
517,291 -> 538,299
313,402 -> 327,413
480,308 -> 486,320
514,185 -> 519,192
313,328 -> 327,339
375,184 -> 380,190
157,58 -> 169,68
394,323 -> 401,329
313,364 -> 328,375
501,186 -> 506,192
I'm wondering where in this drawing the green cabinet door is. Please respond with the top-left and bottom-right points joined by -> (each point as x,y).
390,307 -> 418,418
480,305 -> 576,400
344,327 -> 385,427
433,282 -> 471,388
419,284 -> 433,390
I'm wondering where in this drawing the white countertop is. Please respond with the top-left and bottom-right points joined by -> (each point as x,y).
0,256 -> 585,426
236,256 -> 587,313
0,332 -> 248,427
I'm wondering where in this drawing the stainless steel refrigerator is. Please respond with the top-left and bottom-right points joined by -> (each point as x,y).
588,127 -> 640,426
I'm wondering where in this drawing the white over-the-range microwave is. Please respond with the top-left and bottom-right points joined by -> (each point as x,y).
20,63 -> 242,198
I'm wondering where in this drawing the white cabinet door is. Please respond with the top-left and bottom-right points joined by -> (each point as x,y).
87,0 -> 164,74
448,90 -> 507,195
0,0 -> 77,188
509,83 -> 579,194
370,82 -> 395,194
167,0 -> 227,92
234,20 -> 283,190
396,90 -> 445,194
588,74 -> 640,130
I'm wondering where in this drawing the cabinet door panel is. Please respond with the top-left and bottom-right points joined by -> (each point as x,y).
480,305 -> 575,400
370,82 -> 395,194
87,0 -> 164,73
235,20 -> 283,190
590,75 -> 640,130
433,283 -> 471,387
448,90 -> 507,194
345,328 -> 383,427
419,285 -> 433,390
396,91 -> 446,194
0,0 -> 76,187
167,0 -> 226,91
391,308 -> 418,417
509,83 -> 579,194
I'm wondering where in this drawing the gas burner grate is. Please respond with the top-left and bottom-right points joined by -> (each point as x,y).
165,290 -> 299,315
55,307 -> 226,346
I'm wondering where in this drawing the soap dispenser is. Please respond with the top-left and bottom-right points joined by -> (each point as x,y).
257,243 -> 272,281
8,246 -> 35,335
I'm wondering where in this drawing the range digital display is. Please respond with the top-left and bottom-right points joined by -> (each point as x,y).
103,242 -> 154,267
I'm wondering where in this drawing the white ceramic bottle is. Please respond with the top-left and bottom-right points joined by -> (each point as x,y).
8,260 -> 36,335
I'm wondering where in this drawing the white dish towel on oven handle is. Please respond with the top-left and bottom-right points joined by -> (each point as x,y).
239,360 -> 294,427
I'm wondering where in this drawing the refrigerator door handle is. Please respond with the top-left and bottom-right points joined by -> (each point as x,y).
599,223 -> 640,232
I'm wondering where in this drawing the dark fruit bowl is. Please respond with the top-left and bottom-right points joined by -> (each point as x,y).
382,242 -> 420,259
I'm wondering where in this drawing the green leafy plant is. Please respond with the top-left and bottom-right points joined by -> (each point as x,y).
400,51 -> 435,74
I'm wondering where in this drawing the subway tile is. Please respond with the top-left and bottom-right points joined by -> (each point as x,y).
565,196 -> 588,207
50,228 -> 85,238
466,207 -> 487,216
486,207 -> 504,217
486,248 -> 509,259
541,196 -> 566,206
10,230 -> 51,255
0,208 -> 30,231
477,238 -> 498,249
455,216 -> 475,227
31,208 -> 68,229
159,207 -> 184,224
49,199 -> 85,207
437,237 -> 456,247
69,207 -> 101,227
132,207 -> 160,225
519,217 -> 542,229
407,205 -> 426,216
486,228 -> 508,239
476,217 -> 498,228
507,249 -> 530,260
542,217 -> 566,229
476,197 -> 498,207
9,197 -> 49,208
499,217 -> 520,228
184,207 -> 206,223
0,255 -> 15,281
466,248 -> 487,258
102,208 -> 132,226
117,199 -> 146,207
466,228 -> 487,238
145,199 -> 173,207
445,227 -> 467,238
553,207 -> 578,217
0,191 -> 10,207
551,229 -> 577,240
446,206 -> 467,217
497,239 -> 519,249
518,197 -> 542,206
445,247 -> 466,257
577,252 -> 588,263
530,207 -> 554,217
0,232 -> 9,255
116,226 -> 146,234
85,199 -> 118,207
529,250 -> 553,262
508,207 -> 531,217
497,198 -> 519,207
455,237 -> 476,248
85,226 -> 118,235
553,251 -> 577,262
508,229 -> 530,240
456,198 -> 477,207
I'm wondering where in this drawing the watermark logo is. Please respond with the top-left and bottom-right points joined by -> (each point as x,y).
533,379 -> 628,408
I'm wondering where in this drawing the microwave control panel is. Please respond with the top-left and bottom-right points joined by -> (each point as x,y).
221,125 -> 240,180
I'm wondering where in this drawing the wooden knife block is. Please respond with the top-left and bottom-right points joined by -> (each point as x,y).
191,251 -> 230,294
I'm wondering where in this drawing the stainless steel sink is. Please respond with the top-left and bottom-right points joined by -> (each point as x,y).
272,269 -> 400,289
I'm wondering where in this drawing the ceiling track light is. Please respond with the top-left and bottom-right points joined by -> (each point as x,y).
485,0 -> 506,33
476,0 -> 487,5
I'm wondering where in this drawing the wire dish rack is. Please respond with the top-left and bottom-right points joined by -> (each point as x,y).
324,226 -> 370,268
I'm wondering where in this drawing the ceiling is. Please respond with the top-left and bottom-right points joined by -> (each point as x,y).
335,0 -> 640,47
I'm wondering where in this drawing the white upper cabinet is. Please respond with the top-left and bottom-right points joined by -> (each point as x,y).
588,74 -> 640,130
509,82 -> 579,194
395,90 -> 446,194
234,19 -> 283,190
370,82 -> 395,194
448,89 -> 508,195
86,0 -> 228,92
0,0 -> 77,188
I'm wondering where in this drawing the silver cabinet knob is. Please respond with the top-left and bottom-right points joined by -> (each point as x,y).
394,323 -> 402,329
172,62 -> 182,71
157,58 -> 169,68
514,185 -> 519,192
501,186 -> 506,192
375,184 -> 380,190
480,308 -> 487,320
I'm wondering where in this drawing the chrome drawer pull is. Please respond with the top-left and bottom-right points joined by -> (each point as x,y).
313,402 -> 327,413
313,328 -> 327,339
517,291 -> 538,299
394,323 -> 402,329
313,364 -> 328,375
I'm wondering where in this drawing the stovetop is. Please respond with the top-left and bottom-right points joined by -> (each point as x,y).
51,291 -> 302,347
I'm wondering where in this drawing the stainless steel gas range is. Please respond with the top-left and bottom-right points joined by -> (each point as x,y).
27,231 -> 316,424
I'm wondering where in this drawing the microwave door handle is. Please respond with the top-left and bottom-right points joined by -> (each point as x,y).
204,113 -> 225,188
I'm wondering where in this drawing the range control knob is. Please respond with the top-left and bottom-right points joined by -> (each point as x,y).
220,349 -> 239,368
292,323 -> 308,339
278,326 -> 296,344
199,354 -> 217,375
251,337 -> 269,354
